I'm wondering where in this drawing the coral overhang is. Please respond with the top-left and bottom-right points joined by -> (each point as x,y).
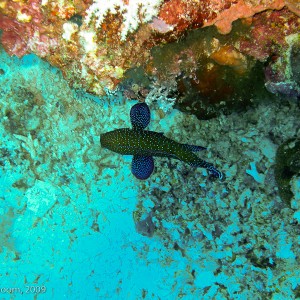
0,0 -> 300,95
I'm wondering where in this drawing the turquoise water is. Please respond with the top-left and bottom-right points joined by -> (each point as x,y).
0,47 -> 300,299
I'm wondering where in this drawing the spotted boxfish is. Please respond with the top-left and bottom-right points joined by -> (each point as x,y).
100,103 -> 224,180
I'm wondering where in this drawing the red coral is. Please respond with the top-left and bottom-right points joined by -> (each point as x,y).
239,8 -> 300,61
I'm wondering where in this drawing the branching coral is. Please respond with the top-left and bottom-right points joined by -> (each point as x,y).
85,0 -> 163,40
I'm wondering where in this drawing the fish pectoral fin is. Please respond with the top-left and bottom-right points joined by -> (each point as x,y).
131,155 -> 154,180
130,103 -> 150,130
183,144 -> 207,152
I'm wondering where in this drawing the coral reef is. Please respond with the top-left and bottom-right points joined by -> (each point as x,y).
1,0 -> 300,98
2,39 -> 300,299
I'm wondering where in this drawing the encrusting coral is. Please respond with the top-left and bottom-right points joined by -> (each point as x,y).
1,0 -> 300,97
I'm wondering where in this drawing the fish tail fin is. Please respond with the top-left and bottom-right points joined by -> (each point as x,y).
191,159 -> 225,181
206,165 -> 225,181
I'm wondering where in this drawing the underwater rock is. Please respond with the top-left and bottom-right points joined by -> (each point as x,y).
134,212 -> 155,237
275,138 -> 300,206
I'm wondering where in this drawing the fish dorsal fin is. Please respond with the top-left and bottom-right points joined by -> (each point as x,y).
131,155 -> 154,180
130,103 -> 150,130
183,144 -> 207,152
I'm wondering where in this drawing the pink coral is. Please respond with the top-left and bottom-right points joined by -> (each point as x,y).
0,0 -> 60,57
0,16 -> 29,57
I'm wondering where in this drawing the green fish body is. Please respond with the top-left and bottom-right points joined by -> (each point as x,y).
100,103 -> 224,180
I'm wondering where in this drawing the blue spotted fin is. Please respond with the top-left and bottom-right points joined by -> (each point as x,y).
132,155 -> 154,180
130,103 -> 153,179
130,102 -> 150,130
